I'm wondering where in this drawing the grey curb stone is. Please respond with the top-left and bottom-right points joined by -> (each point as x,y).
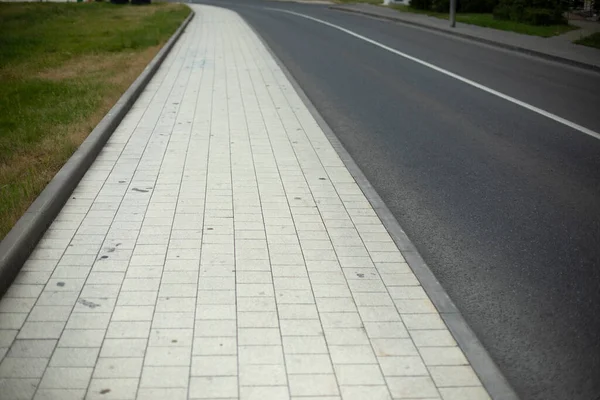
330,5 -> 600,73
248,17 -> 520,400
0,10 -> 195,297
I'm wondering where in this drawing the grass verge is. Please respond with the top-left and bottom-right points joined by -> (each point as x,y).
0,2 -> 190,240
574,32 -> 600,49
389,4 -> 578,37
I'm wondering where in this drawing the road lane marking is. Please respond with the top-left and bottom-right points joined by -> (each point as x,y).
268,8 -> 600,142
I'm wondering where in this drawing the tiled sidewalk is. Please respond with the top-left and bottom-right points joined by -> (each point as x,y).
0,4 -> 490,400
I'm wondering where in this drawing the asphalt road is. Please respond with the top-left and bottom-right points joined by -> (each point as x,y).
193,1 -> 600,399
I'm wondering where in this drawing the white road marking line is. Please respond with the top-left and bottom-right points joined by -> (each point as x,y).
268,8 -> 600,142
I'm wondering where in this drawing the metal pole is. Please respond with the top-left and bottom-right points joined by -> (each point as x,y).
450,0 -> 457,27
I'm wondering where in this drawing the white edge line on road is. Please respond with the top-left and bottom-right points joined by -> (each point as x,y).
267,8 -> 600,142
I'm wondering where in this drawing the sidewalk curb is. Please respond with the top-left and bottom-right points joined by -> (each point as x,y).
249,19 -> 520,400
330,5 -> 600,73
0,10 -> 195,297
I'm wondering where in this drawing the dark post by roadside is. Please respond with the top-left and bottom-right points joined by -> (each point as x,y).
450,0 -> 457,26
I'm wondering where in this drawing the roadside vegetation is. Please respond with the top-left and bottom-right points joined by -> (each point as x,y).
335,0 -> 385,4
334,0 -> 582,37
0,2 -> 190,240
575,31 -> 600,48
390,3 -> 577,36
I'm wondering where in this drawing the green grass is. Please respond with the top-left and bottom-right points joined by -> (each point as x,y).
389,4 -> 578,37
574,32 -> 600,49
0,2 -> 190,239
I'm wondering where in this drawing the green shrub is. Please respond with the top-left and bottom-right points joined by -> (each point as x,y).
492,2 -> 511,18
461,0 -> 498,12
417,0 -> 498,13
493,0 -> 566,24
524,7 -> 565,24
431,0 -> 449,12
409,0 -> 433,10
